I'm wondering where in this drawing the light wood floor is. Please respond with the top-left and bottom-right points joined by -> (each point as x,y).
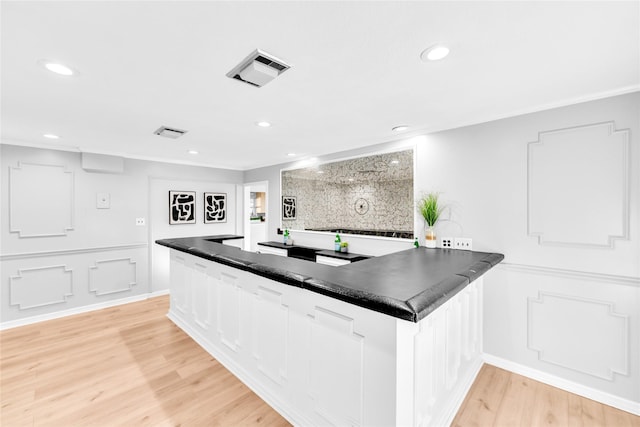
2,296 -> 638,426
452,364 -> 639,427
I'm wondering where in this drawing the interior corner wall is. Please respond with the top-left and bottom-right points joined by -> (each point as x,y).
0,144 -> 243,326
415,92 -> 639,411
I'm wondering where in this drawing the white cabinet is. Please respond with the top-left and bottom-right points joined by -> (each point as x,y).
316,255 -> 351,266
222,238 -> 244,249
167,249 -> 484,426
257,245 -> 288,257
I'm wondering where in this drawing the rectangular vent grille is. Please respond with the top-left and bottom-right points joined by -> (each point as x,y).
254,55 -> 287,71
154,126 -> 188,139
226,49 -> 291,88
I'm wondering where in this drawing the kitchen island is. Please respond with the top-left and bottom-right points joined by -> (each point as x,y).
156,235 -> 503,426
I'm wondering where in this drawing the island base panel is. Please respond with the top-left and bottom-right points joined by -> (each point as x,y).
167,249 -> 484,426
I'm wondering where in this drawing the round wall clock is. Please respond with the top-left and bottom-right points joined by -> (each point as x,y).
354,198 -> 369,215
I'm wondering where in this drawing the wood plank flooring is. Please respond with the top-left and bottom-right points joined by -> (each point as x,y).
452,365 -> 640,427
1,296 -> 290,426
2,295 -> 638,426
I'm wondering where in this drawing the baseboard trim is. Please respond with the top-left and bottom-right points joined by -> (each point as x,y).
0,289 -> 169,330
483,353 -> 640,416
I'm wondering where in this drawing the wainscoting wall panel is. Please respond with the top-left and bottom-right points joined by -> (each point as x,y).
9,162 -> 74,238
191,262 -> 211,330
217,271 -> 242,353
309,307 -> 364,426
253,286 -> 289,386
170,253 -> 189,316
1,246 -> 148,324
527,122 -> 629,248
528,292 -> 629,381
10,265 -> 73,309
88,258 -> 137,296
484,264 -> 639,412
411,280 -> 484,427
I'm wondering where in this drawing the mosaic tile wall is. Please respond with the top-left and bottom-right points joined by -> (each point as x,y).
281,150 -> 414,236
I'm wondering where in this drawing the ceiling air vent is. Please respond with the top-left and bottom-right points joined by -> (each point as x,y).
226,49 -> 291,88
154,126 -> 188,139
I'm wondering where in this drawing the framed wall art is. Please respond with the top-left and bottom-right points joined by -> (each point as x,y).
204,192 -> 227,223
169,191 -> 196,224
282,196 -> 296,220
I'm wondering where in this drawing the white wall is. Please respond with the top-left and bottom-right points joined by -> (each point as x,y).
421,92 -> 639,412
0,145 -> 242,326
244,92 -> 640,412
149,178 -> 240,292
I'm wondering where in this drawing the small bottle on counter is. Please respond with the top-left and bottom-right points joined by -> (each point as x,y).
414,237 -> 419,248
284,229 -> 289,244
334,234 -> 341,252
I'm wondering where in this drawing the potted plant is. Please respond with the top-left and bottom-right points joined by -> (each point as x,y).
417,192 -> 444,248
340,241 -> 349,253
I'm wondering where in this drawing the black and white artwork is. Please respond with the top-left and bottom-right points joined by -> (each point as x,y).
169,191 -> 196,224
282,196 -> 296,220
204,192 -> 227,223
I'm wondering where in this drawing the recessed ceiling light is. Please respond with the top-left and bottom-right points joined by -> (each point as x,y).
348,178 -> 354,182
391,160 -> 399,164
188,150 -> 199,155
43,133 -> 60,139
421,45 -> 450,61
317,170 -> 324,174
39,60 -> 75,76
392,125 -> 409,132
287,153 -> 296,157
256,121 -> 271,128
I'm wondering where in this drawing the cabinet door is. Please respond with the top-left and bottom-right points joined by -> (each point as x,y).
258,246 -> 288,257
222,238 -> 244,249
316,255 -> 351,266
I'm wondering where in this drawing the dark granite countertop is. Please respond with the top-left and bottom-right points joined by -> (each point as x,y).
202,234 -> 244,242
314,250 -> 370,262
157,235 -> 503,322
257,241 -> 314,251
257,241 -> 370,262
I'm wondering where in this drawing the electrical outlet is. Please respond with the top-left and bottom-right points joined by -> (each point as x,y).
135,217 -> 145,226
440,237 -> 453,248
454,238 -> 473,251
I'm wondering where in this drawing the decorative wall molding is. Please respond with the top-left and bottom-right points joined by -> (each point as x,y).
253,285 -> 289,386
9,162 -> 75,238
88,258 -> 137,296
309,306 -> 364,426
412,280 -> 483,426
0,243 -> 148,261
527,292 -> 629,381
191,262 -> 211,330
527,121 -> 630,248
10,265 -> 73,310
217,272 -> 242,352
170,254 -> 189,315
497,262 -> 640,287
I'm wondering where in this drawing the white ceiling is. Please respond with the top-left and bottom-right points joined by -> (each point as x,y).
2,1 -> 638,171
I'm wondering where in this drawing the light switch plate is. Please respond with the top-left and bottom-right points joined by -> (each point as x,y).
96,193 -> 110,209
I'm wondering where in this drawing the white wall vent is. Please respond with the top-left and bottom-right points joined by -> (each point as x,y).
226,49 -> 291,88
154,126 -> 188,139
